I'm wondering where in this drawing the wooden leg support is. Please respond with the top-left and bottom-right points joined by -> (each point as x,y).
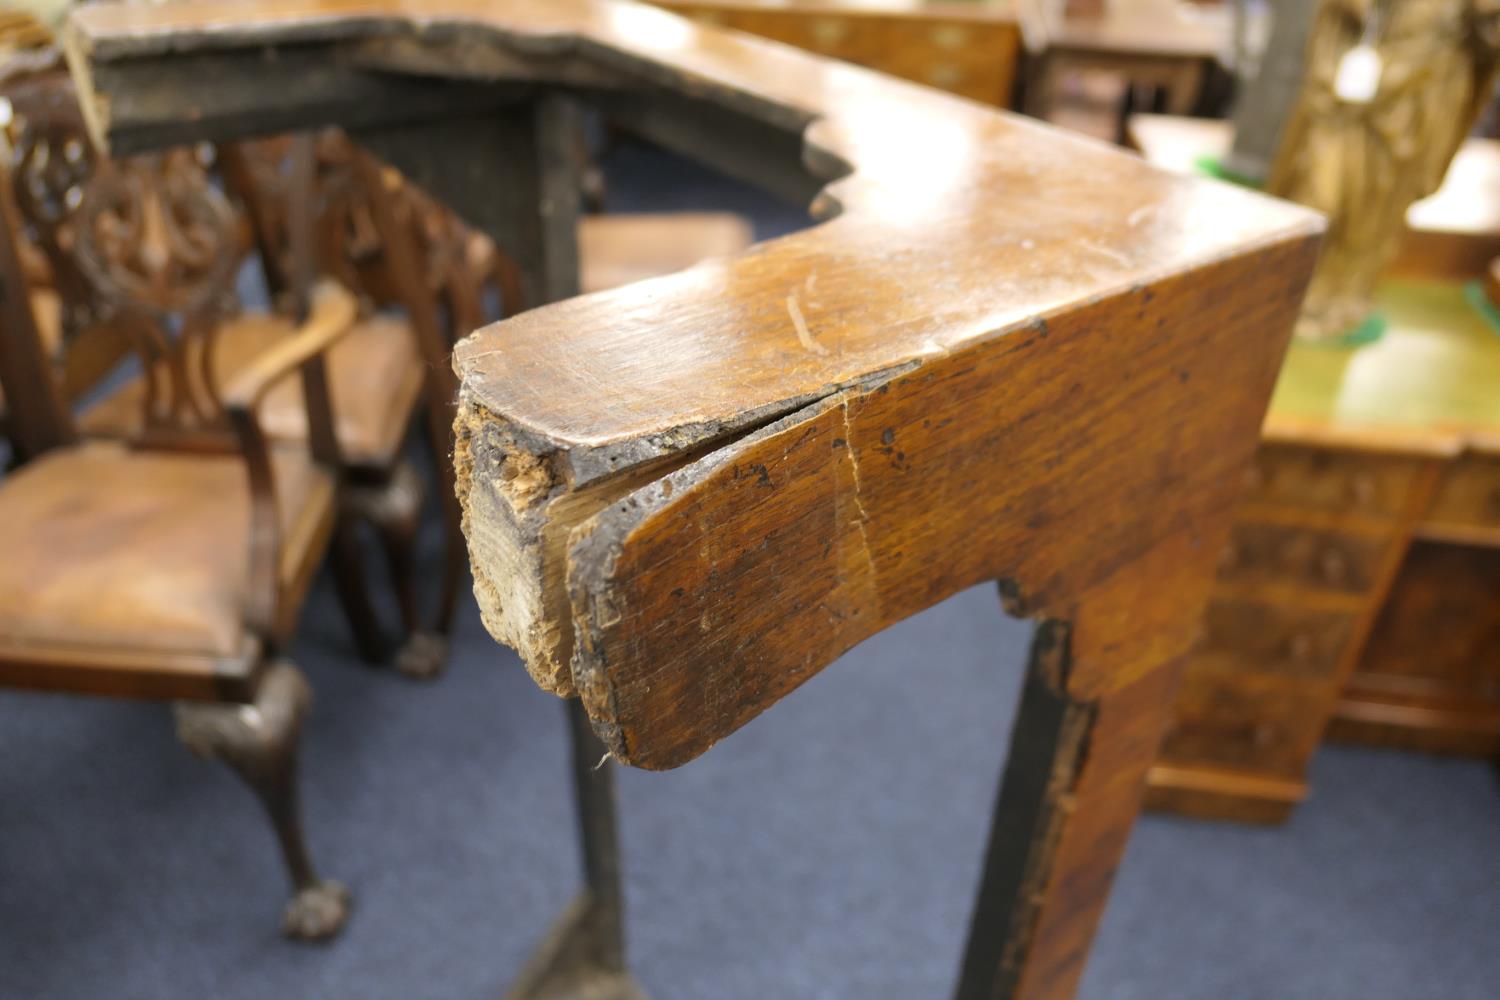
348,460 -> 451,679
956,596 -> 1182,1000
509,592 -> 1179,1000
503,699 -> 649,1000
329,516 -> 390,664
174,662 -> 352,942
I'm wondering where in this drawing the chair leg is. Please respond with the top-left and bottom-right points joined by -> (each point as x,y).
174,662 -> 351,942
350,459 -> 449,679
426,446 -> 467,672
330,515 -> 389,664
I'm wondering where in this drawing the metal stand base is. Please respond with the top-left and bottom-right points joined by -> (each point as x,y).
503,698 -> 651,1000
503,894 -> 649,1000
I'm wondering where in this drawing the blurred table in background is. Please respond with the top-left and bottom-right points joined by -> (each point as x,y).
1016,0 -> 1230,121
654,0 -> 1021,106
1130,113 -> 1500,823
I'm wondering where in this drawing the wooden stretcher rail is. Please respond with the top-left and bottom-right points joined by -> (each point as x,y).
68,0 -> 1322,768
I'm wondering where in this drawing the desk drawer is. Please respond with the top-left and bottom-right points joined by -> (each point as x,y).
730,10 -> 884,62
678,7 -> 730,28
880,21 -> 1015,103
1195,598 -> 1355,679
880,51 -> 1006,101
1218,521 -> 1385,595
1246,446 -> 1419,520
1161,667 -> 1330,778
1426,455 -> 1500,536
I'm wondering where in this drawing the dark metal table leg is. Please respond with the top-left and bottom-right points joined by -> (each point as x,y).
503,698 -> 650,1000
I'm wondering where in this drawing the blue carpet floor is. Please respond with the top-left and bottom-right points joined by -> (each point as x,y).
2,140 -> 1498,999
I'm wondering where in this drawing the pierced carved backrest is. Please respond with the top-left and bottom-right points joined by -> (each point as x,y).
393,175 -> 525,338
228,129 -> 520,339
73,149 -> 244,435
223,131 -> 378,308
6,72 -> 246,441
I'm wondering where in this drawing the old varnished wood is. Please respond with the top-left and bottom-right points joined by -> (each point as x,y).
68,2 -> 1322,994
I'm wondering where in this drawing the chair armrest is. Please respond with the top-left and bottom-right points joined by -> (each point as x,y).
221,279 -> 358,414
221,278 -> 355,641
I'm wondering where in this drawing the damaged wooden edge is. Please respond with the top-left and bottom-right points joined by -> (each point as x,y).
454,363 -> 915,700
453,388 -> 698,695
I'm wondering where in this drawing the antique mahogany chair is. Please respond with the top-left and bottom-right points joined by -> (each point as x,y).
17,101 -> 475,677
70,0 -> 1322,995
0,113 -> 355,939
0,71 -> 454,673
209,131 -> 476,677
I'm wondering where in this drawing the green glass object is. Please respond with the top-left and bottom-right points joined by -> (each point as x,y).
1192,155 -> 1263,190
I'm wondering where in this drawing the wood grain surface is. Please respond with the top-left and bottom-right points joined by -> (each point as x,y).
69,0 -> 1323,766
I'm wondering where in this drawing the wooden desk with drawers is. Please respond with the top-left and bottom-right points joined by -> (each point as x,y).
654,0 -> 1022,106
1131,115 -> 1500,823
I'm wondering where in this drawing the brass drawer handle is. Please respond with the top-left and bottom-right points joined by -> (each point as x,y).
1285,632 -> 1315,662
1319,547 -> 1349,586
931,25 -> 969,49
926,63 -> 964,88
1349,472 -> 1377,506
809,19 -> 849,47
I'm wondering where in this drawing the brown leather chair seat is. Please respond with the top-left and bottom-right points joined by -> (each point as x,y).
579,213 -> 755,294
77,310 -> 423,468
0,440 -> 333,698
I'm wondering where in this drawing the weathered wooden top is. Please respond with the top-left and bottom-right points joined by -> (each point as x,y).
70,0 -> 1313,479
70,0 -> 1323,769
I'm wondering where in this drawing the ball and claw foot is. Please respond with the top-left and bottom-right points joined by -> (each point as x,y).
283,879 -> 352,942
396,631 -> 449,680
174,664 -> 352,943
